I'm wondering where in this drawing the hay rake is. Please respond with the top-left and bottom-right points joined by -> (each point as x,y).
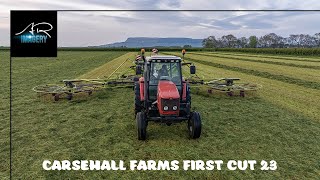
33,79 -> 105,101
205,78 -> 262,97
33,77 -> 137,101
33,56 -> 138,101
33,49 -> 261,101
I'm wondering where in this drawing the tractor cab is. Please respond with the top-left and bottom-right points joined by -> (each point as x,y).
146,56 -> 182,101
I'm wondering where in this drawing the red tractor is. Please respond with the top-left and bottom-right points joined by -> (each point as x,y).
134,54 -> 201,140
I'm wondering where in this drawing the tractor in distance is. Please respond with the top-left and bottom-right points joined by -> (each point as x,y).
134,52 -> 201,140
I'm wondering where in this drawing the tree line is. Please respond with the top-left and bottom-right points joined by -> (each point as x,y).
202,33 -> 320,48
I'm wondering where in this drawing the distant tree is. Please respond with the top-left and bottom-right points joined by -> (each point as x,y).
215,38 -> 223,48
289,34 -> 299,47
248,36 -> 258,48
202,36 -> 218,48
202,33 -> 320,49
258,33 -> 283,48
282,37 -> 291,48
314,33 -> 320,47
183,45 -> 192,48
300,34 -> 316,47
220,34 -> 238,48
238,37 -> 248,48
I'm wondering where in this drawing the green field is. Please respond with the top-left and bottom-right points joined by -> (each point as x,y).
1,50 -> 320,179
0,50 -> 10,179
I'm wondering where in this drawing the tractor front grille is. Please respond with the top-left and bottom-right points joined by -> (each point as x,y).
162,99 -> 179,111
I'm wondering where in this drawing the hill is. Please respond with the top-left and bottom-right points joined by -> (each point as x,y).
99,37 -> 203,48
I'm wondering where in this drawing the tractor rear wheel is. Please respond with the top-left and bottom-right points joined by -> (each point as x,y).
134,82 -> 142,114
188,111 -> 201,139
136,112 -> 147,140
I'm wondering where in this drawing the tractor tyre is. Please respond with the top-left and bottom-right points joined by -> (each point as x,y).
240,90 -> 245,97
136,112 -> 147,140
227,91 -> 233,96
54,94 -> 59,101
66,94 -> 73,100
134,82 -> 142,114
188,111 -> 201,139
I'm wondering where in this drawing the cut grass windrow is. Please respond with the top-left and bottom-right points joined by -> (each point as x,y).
163,53 -> 320,90
78,52 -> 137,79
190,52 -> 320,70
209,51 -> 320,63
203,52 -> 320,67
169,52 -> 320,84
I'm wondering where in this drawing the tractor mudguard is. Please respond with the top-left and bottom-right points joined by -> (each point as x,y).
182,81 -> 187,101
139,77 -> 144,101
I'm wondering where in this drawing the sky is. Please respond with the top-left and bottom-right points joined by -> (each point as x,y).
0,0 -> 320,46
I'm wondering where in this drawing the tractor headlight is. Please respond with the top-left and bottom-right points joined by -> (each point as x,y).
173,106 -> 177,110
164,106 -> 169,111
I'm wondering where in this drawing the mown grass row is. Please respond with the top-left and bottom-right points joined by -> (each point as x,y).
171,52 -> 320,84
12,51 -> 128,85
187,57 -> 320,90
189,52 -> 320,70
216,48 -> 320,56
78,52 -> 137,79
205,51 -> 320,63
164,52 -> 320,90
79,52 -> 157,79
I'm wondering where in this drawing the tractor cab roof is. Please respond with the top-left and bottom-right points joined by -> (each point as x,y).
146,55 -> 182,62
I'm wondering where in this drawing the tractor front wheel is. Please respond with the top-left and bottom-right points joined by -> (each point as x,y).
136,112 -> 147,140
188,111 -> 201,139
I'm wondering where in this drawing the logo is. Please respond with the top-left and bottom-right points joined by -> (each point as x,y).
15,22 -> 53,44
11,11 -> 57,57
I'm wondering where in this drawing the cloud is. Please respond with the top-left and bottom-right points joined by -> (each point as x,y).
198,21 -> 241,30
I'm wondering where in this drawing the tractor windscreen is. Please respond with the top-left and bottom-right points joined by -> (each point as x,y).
150,62 -> 181,85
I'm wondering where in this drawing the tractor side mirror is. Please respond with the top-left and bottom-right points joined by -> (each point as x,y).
190,65 -> 196,74
136,65 -> 142,75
